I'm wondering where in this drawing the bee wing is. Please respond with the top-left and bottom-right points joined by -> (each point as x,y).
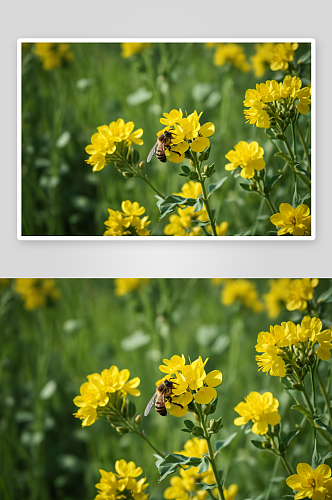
147,141 -> 158,163
144,392 -> 158,416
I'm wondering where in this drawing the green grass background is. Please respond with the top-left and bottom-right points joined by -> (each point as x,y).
21,42 -> 311,236
1,278 -> 330,500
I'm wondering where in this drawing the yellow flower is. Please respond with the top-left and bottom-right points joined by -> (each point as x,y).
85,119 -> 143,172
95,461 -> 149,500
285,279 -> 319,311
255,324 -> 290,377
296,86 -> 311,115
297,316 -> 332,361
214,43 -> 250,72
121,42 -> 150,58
34,42 -> 74,70
234,391 -> 281,435
104,201 -> 151,236
160,109 -> 184,127
224,485 -> 238,500
251,43 -> 275,77
221,279 -> 263,312
157,356 -> 222,416
244,101 -> 270,128
73,366 -> 140,427
271,203 -> 311,236
166,141 -> 190,163
286,463 -> 332,500
164,468 -> 207,500
15,278 -> 60,310
263,279 -> 292,318
114,278 -> 148,296
190,122 -> 215,153
270,43 -> 299,72
225,141 -> 265,179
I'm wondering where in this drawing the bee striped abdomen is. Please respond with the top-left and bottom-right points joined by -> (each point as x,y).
155,404 -> 167,416
156,148 -> 166,162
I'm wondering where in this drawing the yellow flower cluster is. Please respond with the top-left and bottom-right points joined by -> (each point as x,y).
234,391 -> 281,435
34,43 -> 74,70
256,316 -> 332,377
244,75 -> 311,128
286,463 -> 332,500
225,141 -> 265,179
114,278 -> 149,296
121,42 -> 151,58
104,201 -> 151,236
15,278 -> 60,310
213,43 -> 250,72
221,279 -> 263,312
73,366 -> 140,427
263,278 -> 318,317
157,355 -> 222,417
85,119 -> 143,172
271,203 -> 311,236
251,43 -> 276,77
95,460 -> 149,500
164,438 -> 238,500
270,42 -> 299,72
157,109 -> 215,163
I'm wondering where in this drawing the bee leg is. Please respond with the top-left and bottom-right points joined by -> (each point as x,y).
170,400 -> 184,410
165,146 -> 181,157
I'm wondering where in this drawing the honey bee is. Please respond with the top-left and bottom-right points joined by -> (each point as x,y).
144,379 -> 183,417
147,131 -> 181,163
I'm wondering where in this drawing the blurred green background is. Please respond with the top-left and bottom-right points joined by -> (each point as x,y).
21,42 -> 311,236
1,278 -> 330,500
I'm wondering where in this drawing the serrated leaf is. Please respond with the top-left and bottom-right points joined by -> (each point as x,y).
208,177 -> 227,194
215,432 -> 237,452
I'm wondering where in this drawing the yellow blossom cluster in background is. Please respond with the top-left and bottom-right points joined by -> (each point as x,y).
95,460 -> 149,500
121,43 -> 151,59
234,391 -> 281,435
270,203 -> 311,236
256,316 -> 332,377
264,278 -> 318,316
85,119 -> 143,172
164,437 -> 238,500
157,355 -> 222,416
270,42 -> 299,71
34,43 -> 74,70
213,43 -> 250,72
225,141 -> 265,179
15,278 -> 60,310
114,278 -> 149,296
157,109 -> 215,163
244,76 -> 311,129
73,365 -> 140,427
220,279 -> 263,312
104,201 -> 151,236
251,43 -> 276,77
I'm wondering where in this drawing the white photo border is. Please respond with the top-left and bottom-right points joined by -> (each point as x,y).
17,38 -> 316,241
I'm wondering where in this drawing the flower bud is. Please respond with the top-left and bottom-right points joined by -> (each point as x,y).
262,441 -> 271,449
135,414 -> 142,425
292,382 -> 304,391
139,161 -> 145,170
190,160 -> 195,166
116,427 -> 129,434
123,172 -> 133,178
209,419 -> 215,431
249,184 -> 257,191
275,133 -> 286,141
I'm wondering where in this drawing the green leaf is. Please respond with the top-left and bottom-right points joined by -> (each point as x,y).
191,425 -> 205,437
196,220 -> 210,227
158,195 -> 197,220
157,454 -> 202,482
184,420 -> 194,430
318,287 -> 332,304
298,50 -> 311,65
188,171 -> 199,181
282,429 -> 300,449
215,432 -> 237,452
314,418 -> 332,435
291,404 -> 313,419
323,452 -> 332,463
193,196 -> 204,213
239,183 -> 253,192
198,456 -> 210,474
275,152 -> 294,166
180,428 -> 192,433
300,193 -> 311,204
265,174 -> 282,194
295,164 -> 311,179
251,440 -> 265,450
196,482 -> 217,491
181,165 -> 191,175
208,177 -> 227,194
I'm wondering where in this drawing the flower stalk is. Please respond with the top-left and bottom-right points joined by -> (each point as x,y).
191,152 -> 217,236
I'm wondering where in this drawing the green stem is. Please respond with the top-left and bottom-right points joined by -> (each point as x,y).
317,368 -> 332,426
196,405 -> 225,500
138,430 -> 166,458
296,121 -> 311,172
139,174 -> 166,199
264,193 -> 278,215
309,366 -> 317,412
283,136 -> 311,188
192,155 -> 217,236
280,454 -> 294,476
290,118 -> 297,158
301,386 -> 332,446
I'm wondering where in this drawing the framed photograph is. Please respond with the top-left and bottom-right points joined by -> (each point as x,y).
18,39 -> 315,239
